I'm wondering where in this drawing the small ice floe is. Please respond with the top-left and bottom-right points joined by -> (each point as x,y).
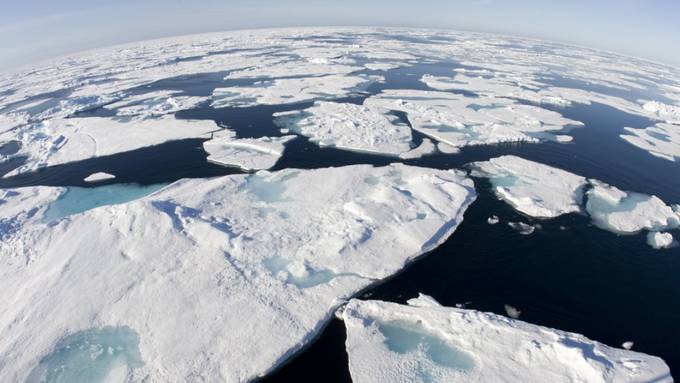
504,304 -> 522,319
83,172 -> 116,183
646,232 -> 676,250
621,122 -> 680,162
342,297 -> 671,383
622,341 -> 635,350
487,215 -> 500,225
202,131 -> 296,171
508,221 -> 537,235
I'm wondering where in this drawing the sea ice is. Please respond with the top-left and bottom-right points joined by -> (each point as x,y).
0,164 -> 476,382
274,101 -> 415,157
641,101 -> 680,125
487,215 -> 499,225
620,123 -> 680,162
585,180 -> 680,234
5,115 -> 218,177
202,131 -> 296,171
365,90 -> 582,151
508,221 -> 537,235
342,296 -> 672,383
211,74 -> 379,108
83,172 -> 116,183
468,155 -> 588,218
646,232 -> 676,249
105,90 -> 208,118
0,186 -> 63,238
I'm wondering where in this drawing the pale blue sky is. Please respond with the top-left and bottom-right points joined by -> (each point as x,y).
1,0 -> 679,70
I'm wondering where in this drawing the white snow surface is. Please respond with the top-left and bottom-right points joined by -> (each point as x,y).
211,75 -> 378,108
83,172 -> 116,183
585,180 -> 680,234
105,91 -> 208,118
0,163 -> 476,383
621,123 -> 680,162
468,155 -> 587,218
0,186 -> 63,239
642,101 -> 680,125
274,101 -> 414,157
365,90 -> 583,150
343,296 -> 672,383
5,116 -> 218,177
646,232 -> 676,249
202,131 -> 296,170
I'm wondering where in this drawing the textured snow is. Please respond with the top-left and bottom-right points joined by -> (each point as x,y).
585,180 -> 680,234
0,164 -> 476,382
343,296 -> 672,383
274,101 -> 415,157
646,232 -> 676,249
365,90 -> 583,150
468,155 -> 588,218
621,123 -> 680,162
105,91 -> 208,118
642,101 -> 680,125
0,186 -> 63,239
5,116 -> 218,176
202,131 -> 296,171
83,172 -> 116,183
211,75 -> 378,108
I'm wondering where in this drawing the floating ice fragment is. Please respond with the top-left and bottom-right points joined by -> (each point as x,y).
508,221 -> 536,235
343,298 -> 671,383
622,341 -> 634,350
83,172 -> 116,183
646,232 -> 676,250
620,123 -> 680,162
468,155 -> 587,218
202,131 -> 296,171
487,215 -> 499,225
504,304 -> 522,319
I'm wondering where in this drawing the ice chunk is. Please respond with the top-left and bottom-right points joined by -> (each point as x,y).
274,101 -> 414,157
25,326 -> 143,383
646,232 -> 676,249
342,298 -> 671,383
508,221 -> 537,235
620,123 -> 680,162
43,183 -> 169,222
202,131 -> 295,171
468,155 -> 588,218
487,215 -> 499,225
211,74 -> 379,108
504,304 -> 522,319
0,164 -> 476,382
365,90 -> 582,151
83,172 -> 116,183
6,116 -> 218,177
622,341 -> 634,350
585,180 -> 680,234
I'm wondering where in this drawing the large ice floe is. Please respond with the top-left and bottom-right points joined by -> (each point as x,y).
274,101 -> 417,157
342,296 -> 672,383
0,164 -> 476,382
469,156 -> 680,247
468,155 -> 587,218
202,130 -> 296,171
620,123 -> 680,162
4,116 -> 218,177
364,90 -> 582,151
211,74 -> 379,108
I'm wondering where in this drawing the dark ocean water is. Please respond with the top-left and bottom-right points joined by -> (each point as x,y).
2,61 -> 679,381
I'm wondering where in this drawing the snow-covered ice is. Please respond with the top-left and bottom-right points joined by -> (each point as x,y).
646,232 -> 676,249
641,101 -> 680,125
508,221 -> 537,235
104,90 -> 208,118
83,172 -> 116,183
202,131 -> 296,171
620,123 -> 680,162
468,155 -> 588,218
365,90 -> 583,150
342,296 -> 672,383
487,215 -> 499,225
211,75 -> 379,108
585,180 -> 680,235
5,116 -> 218,177
274,101 -> 415,157
0,164 -> 476,382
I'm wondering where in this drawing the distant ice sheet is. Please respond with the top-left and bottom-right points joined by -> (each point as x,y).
342,296 -> 671,383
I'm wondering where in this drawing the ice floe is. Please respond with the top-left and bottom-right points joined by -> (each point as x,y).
641,101 -> 680,125
202,131 -> 295,171
211,74 -> 379,108
83,172 -> 116,183
646,232 -> 676,249
365,90 -> 583,150
620,123 -> 680,162
487,215 -> 499,225
585,180 -> 680,235
104,90 -> 208,118
342,296 -> 672,383
508,221 -> 538,235
274,101 -> 415,157
0,164 -> 476,382
468,155 -> 588,218
5,116 -> 218,176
